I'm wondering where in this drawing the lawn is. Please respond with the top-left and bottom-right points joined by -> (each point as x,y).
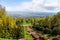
24,26 -> 34,40
0,38 -> 17,40
22,22 -> 32,26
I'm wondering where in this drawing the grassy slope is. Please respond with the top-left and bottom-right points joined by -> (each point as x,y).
23,22 -> 34,40
24,27 -> 34,40
0,38 -> 17,40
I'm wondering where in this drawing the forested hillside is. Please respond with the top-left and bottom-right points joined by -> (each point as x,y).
32,12 -> 60,36
0,5 -> 60,40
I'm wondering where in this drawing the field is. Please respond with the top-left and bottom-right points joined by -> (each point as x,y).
0,38 -> 17,40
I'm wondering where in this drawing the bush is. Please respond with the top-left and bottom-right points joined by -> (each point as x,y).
0,25 -> 23,39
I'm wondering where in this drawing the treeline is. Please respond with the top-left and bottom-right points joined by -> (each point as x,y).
22,12 -> 60,36
32,12 -> 60,36
0,5 -> 24,39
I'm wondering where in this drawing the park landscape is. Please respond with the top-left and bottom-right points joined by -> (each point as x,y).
0,0 -> 60,40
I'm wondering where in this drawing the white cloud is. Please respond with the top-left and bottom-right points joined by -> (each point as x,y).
6,2 -> 32,11
44,2 -> 58,7
32,0 -> 60,12
6,0 -> 60,12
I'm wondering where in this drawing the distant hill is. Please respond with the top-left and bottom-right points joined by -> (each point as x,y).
7,11 -> 56,17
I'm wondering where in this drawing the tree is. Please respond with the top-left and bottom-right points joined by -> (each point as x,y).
0,5 -> 6,17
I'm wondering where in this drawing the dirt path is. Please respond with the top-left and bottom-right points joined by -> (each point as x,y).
26,26 -> 49,40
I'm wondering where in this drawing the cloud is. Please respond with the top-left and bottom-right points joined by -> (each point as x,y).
6,0 -> 60,12
6,2 -> 32,11
31,0 -> 60,12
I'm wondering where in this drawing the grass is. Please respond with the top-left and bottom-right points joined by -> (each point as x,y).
22,23 -> 32,26
24,26 -> 34,40
0,38 -> 17,40
21,22 -> 34,40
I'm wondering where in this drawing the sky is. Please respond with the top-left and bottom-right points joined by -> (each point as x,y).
0,0 -> 60,12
